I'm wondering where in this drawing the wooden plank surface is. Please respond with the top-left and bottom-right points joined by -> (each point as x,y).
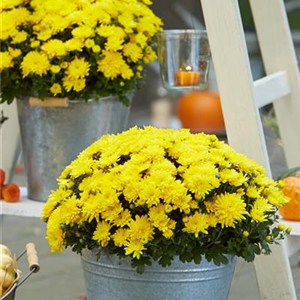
253,71 -> 290,108
200,0 -> 272,175
250,0 -> 300,169
1,188 -> 44,218
200,0 -> 297,299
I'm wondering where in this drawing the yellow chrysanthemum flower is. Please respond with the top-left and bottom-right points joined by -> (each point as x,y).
219,169 -> 247,187
183,212 -> 209,238
66,57 -> 90,80
120,64 -> 134,80
264,187 -> 290,207
1,0 -> 23,10
148,204 -> 174,233
11,30 -> 27,44
143,46 -> 157,63
31,40 -> 40,48
97,25 -> 125,39
92,45 -> 101,53
213,193 -> 248,228
60,61 -> 69,69
9,7 -> 30,25
85,39 -> 95,48
112,209 -> 132,227
59,196 -> 82,225
0,52 -> 14,70
63,77 -> 86,92
246,186 -> 261,199
82,194 -> 103,223
72,25 -> 95,39
92,221 -> 112,247
42,188 -> 72,221
46,208 -> 65,252
50,65 -> 61,74
123,43 -> 143,63
134,32 -> 148,48
50,83 -> 62,96
125,238 -> 146,259
250,197 -> 274,223
118,13 -> 136,33
97,51 -> 127,79
105,36 -> 124,51
183,163 -> 220,199
128,215 -> 154,244
138,181 -> 161,207
42,39 -> 66,58
112,228 -> 130,247
65,39 -> 84,52
21,51 -> 51,77
8,47 -> 21,58
69,157 -> 94,178
36,30 -> 52,41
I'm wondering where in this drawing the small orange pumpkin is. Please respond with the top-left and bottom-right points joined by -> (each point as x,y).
279,172 -> 300,221
177,91 -> 225,133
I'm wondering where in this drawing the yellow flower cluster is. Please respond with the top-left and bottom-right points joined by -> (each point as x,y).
43,127 -> 289,260
0,0 -> 162,100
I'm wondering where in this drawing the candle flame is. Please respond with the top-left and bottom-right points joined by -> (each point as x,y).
186,65 -> 192,71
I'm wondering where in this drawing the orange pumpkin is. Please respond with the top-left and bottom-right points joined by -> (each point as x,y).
177,91 -> 225,133
279,172 -> 300,221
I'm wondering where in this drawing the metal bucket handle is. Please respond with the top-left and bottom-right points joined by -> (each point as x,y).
16,243 -> 40,288
0,243 -> 40,300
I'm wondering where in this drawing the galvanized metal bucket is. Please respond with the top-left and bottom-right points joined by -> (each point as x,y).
1,283 -> 17,300
0,243 -> 40,300
17,96 -> 131,202
81,249 -> 236,300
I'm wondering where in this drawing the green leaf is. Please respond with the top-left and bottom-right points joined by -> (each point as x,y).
159,255 -> 172,267
136,264 -> 145,274
218,255 -> 229,265
179,252 -> 193,263
167,245 -> 177,257
192,248 -> 202,265
131,256 -> 152,274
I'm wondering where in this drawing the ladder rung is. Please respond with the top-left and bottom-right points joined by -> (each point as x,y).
253,71 -> 291,108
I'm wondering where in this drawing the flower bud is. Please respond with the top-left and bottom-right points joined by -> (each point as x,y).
278,224 -> 286,231
242,231 -> 249,237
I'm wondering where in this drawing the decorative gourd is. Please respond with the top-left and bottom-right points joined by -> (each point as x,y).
279,171 -> 300,221
177,91 -> 225,133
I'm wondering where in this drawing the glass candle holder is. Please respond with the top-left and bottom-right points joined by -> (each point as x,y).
157,30 -> 211,91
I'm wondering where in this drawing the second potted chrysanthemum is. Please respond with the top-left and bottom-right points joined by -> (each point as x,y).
42,127 -> 291,300
0,0 -> 162,201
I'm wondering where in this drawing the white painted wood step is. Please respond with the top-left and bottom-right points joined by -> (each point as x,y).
254,71 -> 291,108
1,187 -> 44,218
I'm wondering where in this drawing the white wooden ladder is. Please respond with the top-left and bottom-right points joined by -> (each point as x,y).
200,0 -> 300,299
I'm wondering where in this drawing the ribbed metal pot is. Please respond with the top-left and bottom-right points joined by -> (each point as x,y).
81,249 -> 236,300
17,96 -> 131,202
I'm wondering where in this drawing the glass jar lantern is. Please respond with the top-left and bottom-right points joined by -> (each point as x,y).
157,30 -> 211,91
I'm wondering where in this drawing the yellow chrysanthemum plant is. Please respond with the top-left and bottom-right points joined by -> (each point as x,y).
42,127 -> 291,273
0,0 -> 162,105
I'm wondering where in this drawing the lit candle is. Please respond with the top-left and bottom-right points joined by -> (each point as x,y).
176,66 -> 200,86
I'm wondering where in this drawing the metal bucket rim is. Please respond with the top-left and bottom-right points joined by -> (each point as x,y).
0,272 -> 20,300
0,283 -> 17,300
18,95 -> 121,104
158,29 -> 208,35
